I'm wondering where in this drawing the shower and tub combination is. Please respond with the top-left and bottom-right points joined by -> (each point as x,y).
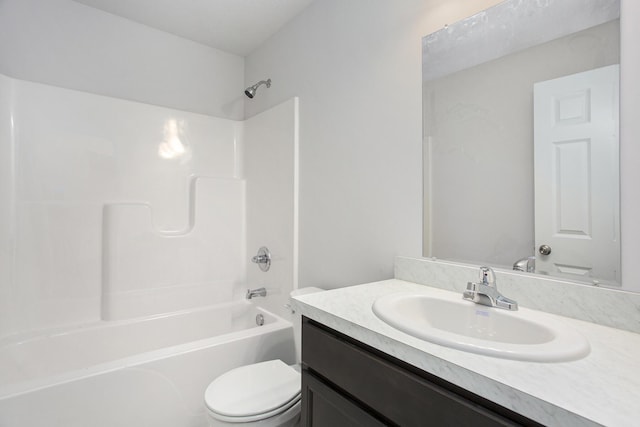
0,73 -> 300,426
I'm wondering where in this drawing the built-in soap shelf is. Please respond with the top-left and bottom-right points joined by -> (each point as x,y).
101,176 -> 245,320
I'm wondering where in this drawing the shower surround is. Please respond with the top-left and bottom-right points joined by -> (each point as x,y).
0,73 -> 299,425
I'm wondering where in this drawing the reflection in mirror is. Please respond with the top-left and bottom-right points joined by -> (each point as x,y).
422,0 -> 621,287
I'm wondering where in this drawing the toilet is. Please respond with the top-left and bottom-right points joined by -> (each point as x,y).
204,287 -> 323,426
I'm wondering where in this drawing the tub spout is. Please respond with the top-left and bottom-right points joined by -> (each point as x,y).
246,287 -> 267,299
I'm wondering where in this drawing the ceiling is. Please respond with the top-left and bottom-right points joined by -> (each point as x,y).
71,0 -> 315,56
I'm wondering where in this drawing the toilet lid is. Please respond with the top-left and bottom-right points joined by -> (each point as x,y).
205,360 -> 301,419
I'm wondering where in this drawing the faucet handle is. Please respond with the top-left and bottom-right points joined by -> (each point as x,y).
479,266 -> 496,287
251,247 -> 271,272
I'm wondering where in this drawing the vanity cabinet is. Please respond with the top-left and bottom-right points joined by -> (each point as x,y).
301,318 -> 541,427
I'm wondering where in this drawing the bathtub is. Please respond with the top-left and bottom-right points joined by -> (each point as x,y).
0,301 -> 295,427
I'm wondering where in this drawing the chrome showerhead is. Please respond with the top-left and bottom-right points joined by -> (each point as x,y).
244,79 -> 271,99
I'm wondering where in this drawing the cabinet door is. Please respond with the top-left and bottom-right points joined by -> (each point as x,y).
303,318 -> 538,427
302,370 -> 386,427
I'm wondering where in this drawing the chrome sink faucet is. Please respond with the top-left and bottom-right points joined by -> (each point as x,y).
463,266 -> 518,311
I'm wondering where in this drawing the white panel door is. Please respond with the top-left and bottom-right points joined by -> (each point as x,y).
534,64 -> 619,283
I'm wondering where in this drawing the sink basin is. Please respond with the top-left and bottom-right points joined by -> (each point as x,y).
372,292 -> 590,362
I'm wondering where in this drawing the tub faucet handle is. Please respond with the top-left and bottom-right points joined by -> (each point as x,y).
251,247 -> 271,272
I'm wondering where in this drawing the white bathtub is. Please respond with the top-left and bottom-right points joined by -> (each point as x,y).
0,301 -> 295,427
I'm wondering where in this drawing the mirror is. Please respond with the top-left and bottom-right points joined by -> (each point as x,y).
422,0 -> 621,287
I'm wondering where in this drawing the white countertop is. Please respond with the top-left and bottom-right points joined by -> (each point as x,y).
292,279 -> 640,427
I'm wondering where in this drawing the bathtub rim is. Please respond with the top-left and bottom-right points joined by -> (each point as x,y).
0,303 -> 292,400
0,299 -> 268,348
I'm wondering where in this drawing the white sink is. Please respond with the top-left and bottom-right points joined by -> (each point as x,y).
372,292 -> 590,362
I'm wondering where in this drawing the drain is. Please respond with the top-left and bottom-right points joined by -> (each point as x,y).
256,313 -> 265,326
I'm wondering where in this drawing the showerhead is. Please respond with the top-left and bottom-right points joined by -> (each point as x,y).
244,79 -> 271,99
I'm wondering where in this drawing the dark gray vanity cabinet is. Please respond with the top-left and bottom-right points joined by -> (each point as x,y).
301,318 -> 542,427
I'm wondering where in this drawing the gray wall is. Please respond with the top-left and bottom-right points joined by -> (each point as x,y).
0,0 -> 245,119
244,0 -> 505,289
245,0 -> 640,291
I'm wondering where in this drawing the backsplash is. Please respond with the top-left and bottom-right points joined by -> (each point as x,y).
395,256 -> 640,334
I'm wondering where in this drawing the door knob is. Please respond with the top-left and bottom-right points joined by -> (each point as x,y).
538,245 -> 552,256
